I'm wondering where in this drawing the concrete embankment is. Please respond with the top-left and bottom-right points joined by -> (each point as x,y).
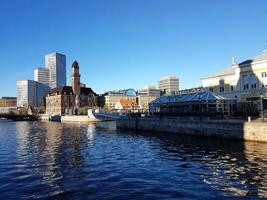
116,118 -> 267,143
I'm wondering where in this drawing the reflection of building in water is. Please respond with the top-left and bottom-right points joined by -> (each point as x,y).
15,122 -> 64,190
201,142 -> 267,198
14,122 -> 97,196
152,133 -> 267,198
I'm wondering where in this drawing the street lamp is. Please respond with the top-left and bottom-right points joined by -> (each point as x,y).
260,93 -> 264,122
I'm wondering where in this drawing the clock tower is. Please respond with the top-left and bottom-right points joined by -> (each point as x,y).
71,61 -> 80,95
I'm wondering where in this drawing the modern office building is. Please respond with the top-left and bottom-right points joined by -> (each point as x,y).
158,76 -> 179,94
45,53 -> 66,88
34,67 -> 49,86
16,80 -> 49,108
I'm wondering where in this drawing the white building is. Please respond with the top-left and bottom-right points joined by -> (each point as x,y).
34,67 -> 49,86
201,51 -> 267,103
16,80 -> 50,108
45,53 -> 66,88
158,76 -> 179,94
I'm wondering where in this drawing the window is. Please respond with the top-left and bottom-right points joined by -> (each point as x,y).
251,83 -> 257,89
243,84 -> 249,90
209,87 -> 213,92
219,80 -> 224,93
262,72 -> 267,78
242,75 -> 249,90
230,85 -> 234,91
250,74 -> 257,89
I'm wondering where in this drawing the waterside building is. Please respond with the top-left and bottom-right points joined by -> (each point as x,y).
201,51 -> 267,113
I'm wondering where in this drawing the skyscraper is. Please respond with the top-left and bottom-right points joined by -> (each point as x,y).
34,67 -> 49,85
17,80 -> 37,107
16,80 -> 50,107
45,53 -> 66,88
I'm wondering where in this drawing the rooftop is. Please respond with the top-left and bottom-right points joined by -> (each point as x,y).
239,51 -> 267,66
202,66 -> 235,80
150,91 -> 226,105
159,76 -> 178,81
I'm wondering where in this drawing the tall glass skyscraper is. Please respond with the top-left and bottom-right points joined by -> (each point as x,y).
17,52 -> 66,108
45,53 -> 66,88
34,67 -> 49,86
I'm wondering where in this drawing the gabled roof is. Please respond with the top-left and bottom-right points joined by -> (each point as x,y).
239,51 -> 267,66
119,99 -> 137,106
81,87 -> 97,96
202,66 -> 235,80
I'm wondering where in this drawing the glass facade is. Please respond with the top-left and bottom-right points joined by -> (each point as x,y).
45,53 -> 66,88
16,80 -> 50,107
34,68 -> 50,86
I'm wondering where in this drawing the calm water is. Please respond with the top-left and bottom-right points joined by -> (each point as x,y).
0,121 -> 267,199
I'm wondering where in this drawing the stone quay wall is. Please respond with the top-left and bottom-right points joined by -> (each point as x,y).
116,118 -> 267,143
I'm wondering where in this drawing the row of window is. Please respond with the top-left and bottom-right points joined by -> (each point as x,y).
209,83 -> 258,93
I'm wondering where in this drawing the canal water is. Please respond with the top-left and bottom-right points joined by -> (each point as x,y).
0,121 -> 267,199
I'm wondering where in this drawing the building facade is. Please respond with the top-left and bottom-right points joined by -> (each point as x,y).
201,52 -> 267,104
0,97 -> 17,107
45,61 -> 97,116
0,97 -> 17,113
34,67 -> 50,86
16,80 -> 49,108
137,86 -> 161,112
104,89 -> 137,110
45,53 -> 66,88
158,76 -> 179,94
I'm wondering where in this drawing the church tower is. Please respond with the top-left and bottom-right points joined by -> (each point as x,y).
71,61 -> 80,95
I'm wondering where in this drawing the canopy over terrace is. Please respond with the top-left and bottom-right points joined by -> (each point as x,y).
149,91 -> 232,117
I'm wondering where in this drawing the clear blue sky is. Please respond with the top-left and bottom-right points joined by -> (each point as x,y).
0,0 -> 267,96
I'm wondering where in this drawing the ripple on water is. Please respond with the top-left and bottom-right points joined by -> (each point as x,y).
0,121 -> 267,199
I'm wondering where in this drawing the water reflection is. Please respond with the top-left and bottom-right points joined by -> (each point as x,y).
123,131 -> 267,198
14,122 -> 97,199
0,121 -> 266,199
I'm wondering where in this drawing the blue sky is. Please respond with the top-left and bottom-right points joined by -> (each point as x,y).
0,0 -> 267,96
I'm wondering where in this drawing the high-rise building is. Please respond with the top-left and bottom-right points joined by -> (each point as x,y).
45,53 -> 66,88
34,67 -> 49,85
158,76 -> 179,94
16,80 -> 49,107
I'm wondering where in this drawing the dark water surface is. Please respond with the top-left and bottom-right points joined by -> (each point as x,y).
0,121 -> 267,199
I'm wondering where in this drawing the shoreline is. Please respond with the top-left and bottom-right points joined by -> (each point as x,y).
116,117 -> 267,143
